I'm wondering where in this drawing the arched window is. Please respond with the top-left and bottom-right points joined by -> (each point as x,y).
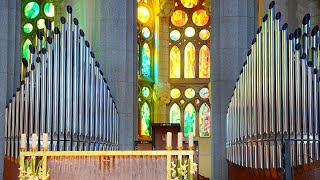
170,103 -> 181,123
141,102 -> 151,136
199,103 -> 210,137
168,0 -> 211,137
137,0 -> 155,139
22,1 -> 55,61
184,103 -> 196,137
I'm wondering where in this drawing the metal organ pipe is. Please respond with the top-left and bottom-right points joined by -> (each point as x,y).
4,5 -> 120,157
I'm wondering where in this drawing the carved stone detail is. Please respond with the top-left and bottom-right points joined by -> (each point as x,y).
159,0 -> 175,17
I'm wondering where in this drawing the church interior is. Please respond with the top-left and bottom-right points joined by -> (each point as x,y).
1,0 -> 320,179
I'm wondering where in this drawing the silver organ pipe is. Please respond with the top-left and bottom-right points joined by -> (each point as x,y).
4,5 -> 120,157
226,0 -> 320,173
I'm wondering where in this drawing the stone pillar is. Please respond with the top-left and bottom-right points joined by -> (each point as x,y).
211,0 -> 257,179
68,0 -> 137,150
0,0 -> 21,178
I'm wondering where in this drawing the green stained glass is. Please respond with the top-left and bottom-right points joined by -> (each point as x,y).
170,103 -> 181,123
141,86 -> 150,98
44,2 -> 54,17
184,103 -> 195,137
141,43 -> 151,77
37,19 -> 45,29
199,103 -> 210,137
141,102 -> 151,136
22,39 -> 32,61
142,27 -> 150,39
24,2 -> 40,19
23,23 -> 33,34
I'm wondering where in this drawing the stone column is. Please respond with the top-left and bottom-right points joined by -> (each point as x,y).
69,0 -> 137,150
211,0 -> 257,179
0,0 -> 21,178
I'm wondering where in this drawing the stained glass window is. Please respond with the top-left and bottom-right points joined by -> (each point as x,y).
24,2 -> 40,19
171,10 -> 188,27
170,46 -> 181,78
199,103 -> 210,137
199,29 -> 210,40
170,103 -> 181,123
184,103 -> 196,137
142,27 -> 151,38
37,19 -> 45,29
184,43 -> 195,78
171,88 -> 181,99
169,0 -> 211,137
141,86 -> 150,98
170,30 -> 181,41
141,43 -> 151,77
137,0 -> 154,138
185,27 -> 195,37
199,87 -> 209,99
22,39 -> 32,61
44,2 -> 54,17
22,1 -> 55,68
199,45 -> 210,78
23,23 -> 33,34
141,102 -> 151,136
185,88 -> 195,99
181,0 -> 199,8
192,10 -> 209,26
138,6 -> 150,23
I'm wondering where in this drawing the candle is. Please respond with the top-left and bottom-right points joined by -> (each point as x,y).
32,133 -> 38,149
177,132 -> 183,147
166,132 -> 172,147
21,134 -> 26,148
188,132 -> 194,147
43,133 -> 48,148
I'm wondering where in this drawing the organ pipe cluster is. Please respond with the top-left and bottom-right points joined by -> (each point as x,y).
4,6 -> 119,160
226,1 -> 320,169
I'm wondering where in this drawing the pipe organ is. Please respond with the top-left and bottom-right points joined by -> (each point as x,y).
4,6 -> 119,160
226,1 -> 320,170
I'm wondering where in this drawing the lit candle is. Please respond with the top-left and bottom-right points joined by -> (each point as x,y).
32,133 -> 38,149
178,132 -> 183,147
43,133 -> 48,149
188,132 -> 194,147
21,134 -> 26,149
166,132 -> 172,147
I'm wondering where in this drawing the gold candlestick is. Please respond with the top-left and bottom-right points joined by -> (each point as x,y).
20,147 -> 27,152
188,146 -> 194,150
42,147 -> 48,151
165,146 -> 173,150
31,147 -> 37,152
176,146 -> 183,150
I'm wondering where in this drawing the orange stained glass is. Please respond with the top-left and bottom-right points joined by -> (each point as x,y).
199,29 -> 210,40
170,46 -> 181,78
171,10 -> 188,27
199,45 -> 210,78
192,10 -> 209,26
181,0 -> 199,8
184,42 -> 195,78
138,6 -> 150,23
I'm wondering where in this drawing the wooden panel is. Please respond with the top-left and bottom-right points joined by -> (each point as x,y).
4,156 -> 19,180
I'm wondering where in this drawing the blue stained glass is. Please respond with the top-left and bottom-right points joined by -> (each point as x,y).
141,43 -> 151,77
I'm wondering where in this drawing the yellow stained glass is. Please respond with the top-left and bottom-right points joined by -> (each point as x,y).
192,10 -> 209,26
171,10 -> 188,27
199,29 -> 210,40
138,6 -> 150,23
170,46 -> 181,78
185,27 -> 195,37
199,45 -> 210,78
181,0 -> 199,8
185,88 -> 195,99
184,42 -> 195,78
171,88 -> 181,99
